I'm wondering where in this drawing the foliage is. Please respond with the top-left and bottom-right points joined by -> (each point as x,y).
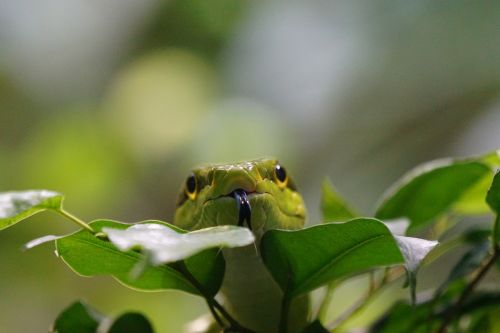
1,150 -> 499,332
51,300 -> 154,333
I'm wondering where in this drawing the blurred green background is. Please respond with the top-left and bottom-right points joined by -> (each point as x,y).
1,1 -> 499,332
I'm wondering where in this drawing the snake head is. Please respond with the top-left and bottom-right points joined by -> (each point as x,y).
174,158 -> 306,233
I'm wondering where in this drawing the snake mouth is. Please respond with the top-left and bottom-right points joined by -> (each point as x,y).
232,189 -> 252,230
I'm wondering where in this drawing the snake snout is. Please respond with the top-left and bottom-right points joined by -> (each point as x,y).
232,189 -> 252,230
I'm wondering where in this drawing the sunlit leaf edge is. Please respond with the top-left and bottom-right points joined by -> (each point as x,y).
375,158 -> 492,231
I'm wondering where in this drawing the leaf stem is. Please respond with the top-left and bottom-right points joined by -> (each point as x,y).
55,208 -> 95,233
329,268 -> 405,332
493,215 -> 500,246
436,247 -> 499,333
329,233 -> 462,332
206,299 -> 225,329
279,293 -> 291,333
318,282 -> 338,322
172,261 -> 255,333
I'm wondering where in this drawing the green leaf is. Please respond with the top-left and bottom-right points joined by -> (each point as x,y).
486,170 -> 500,213
394,236 -> 438,303
301,320 -> 329,333
56,220 -> 224,296
450,150 -> 500,214
183,247 -> 225,297
261,218 -> 405,297
321,178 -> 357,222
458,292 -> 500,319
370,301 -> 438,333
0,190 -> 63,230
436,240 -> 490,296
103,224 -> 254,264
372,293 -> 500,333
486,170 -> 500,243
51,300 -> 103,333
107,312 -> 154,333
376,159 -> 491,232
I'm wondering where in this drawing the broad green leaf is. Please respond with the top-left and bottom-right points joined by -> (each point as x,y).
56,220 -> 224,296
51,300 -> 103,333
0,190 -> 62,230
394,236 -> 438,303
182,247 -> 225,297
261,218 -> 405,297
107,312 -> 154,333
486,171 -> 500,213
321,178 -> 357,222
453,175 -> 495,214
376,159 -> 491,232
103,224 -> 254,265
454,150 -> 500,214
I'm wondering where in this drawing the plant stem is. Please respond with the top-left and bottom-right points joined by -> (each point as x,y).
368,271 -> 376,293
329,268 -> 405,332
172,261 -> 255,333
206,299 -> 225,328
279,294 -> 291,333
329,287 -> 377,332
329,234 -> 462,332
318,282 -> 338,322
436,247 -> 499,333
493,215 -> 499,247
56,208 -> 95,233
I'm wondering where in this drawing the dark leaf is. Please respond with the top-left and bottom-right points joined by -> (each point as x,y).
107,312 -> 154,333
486,170 -> 500,243
301,320 -> 329,333
370,301 -> 438,333
436,240 -> 490,296
51,300 -> 103,333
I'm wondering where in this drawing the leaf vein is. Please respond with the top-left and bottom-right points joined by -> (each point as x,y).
296,233 -> 391,293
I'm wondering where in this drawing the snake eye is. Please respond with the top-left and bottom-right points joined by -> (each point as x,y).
274,164 -> 288,188
185,174 -> 197,200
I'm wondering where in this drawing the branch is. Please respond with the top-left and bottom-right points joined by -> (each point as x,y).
329,268 -> 405,332
436,247 -> 499,333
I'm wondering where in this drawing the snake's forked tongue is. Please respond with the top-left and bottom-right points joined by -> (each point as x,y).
233,189 -> 252,230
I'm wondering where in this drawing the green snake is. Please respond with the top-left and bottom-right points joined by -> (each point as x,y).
174,158 -> 309,333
